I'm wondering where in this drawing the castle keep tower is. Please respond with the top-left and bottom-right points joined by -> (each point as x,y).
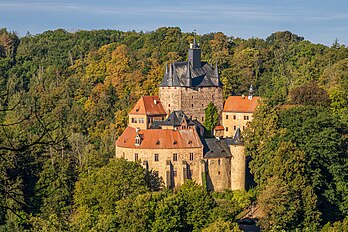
159,39 -> 223,124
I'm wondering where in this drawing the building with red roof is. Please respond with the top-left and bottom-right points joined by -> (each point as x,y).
128,96 -> 167,129
115,42 -> 260,191
222,95 -> 261,137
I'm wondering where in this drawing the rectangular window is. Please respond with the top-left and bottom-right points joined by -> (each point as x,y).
173,153 -> 178,161
233,115 -> 236,120
243,126 -> 245,130
154,153 -> 159,162
244,116 -> 249,120
173,169 -> 177,177
234,126 -> 236,130
131,118 -> 135,123
190,153 -> 194,161
218,159 -> 221,166
226,115 -> 228,119
134,153 -> 138,161
226,127 -> 229,131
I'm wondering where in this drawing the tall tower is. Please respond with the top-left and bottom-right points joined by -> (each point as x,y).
159,38 -> 223,124
188,37 -> 201,69
230,128 -> 246,190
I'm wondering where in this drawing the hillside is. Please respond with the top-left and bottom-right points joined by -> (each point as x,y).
0,27 -> 347,231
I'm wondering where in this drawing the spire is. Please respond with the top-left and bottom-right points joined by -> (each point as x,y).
168,63 -> 173,86
214,62 -> 219,78
188,34 -> 201,69
248,85 -> 254,100
165,63 -> 168,75
187,62 -> 192,86
231,128 -> 244,145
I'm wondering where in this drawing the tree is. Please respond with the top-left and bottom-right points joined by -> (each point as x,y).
245,104 -> 348,229
202,218 -> 241,232
71,158 -> 160,231
289,81 -> 330,106
152,181 -> 216,232
204,102 -> 219,135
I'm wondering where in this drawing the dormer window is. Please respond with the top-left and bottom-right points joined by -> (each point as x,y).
135,129 -> 141,146
156,140 -> 160,145
188,140 -> 192,144
135,135 -> 141,146
136,108 -> 139,112
173,141 -> 177,145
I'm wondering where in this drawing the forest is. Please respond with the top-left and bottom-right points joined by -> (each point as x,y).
0,27 -> 347,231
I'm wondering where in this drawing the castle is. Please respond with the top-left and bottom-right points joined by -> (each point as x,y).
115,39 -> 260,191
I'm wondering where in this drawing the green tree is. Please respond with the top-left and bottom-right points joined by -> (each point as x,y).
245,104 -> 348,229
71,158 -> 160,231
204,102 -> 219,135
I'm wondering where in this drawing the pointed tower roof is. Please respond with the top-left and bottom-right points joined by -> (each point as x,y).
187,62 -> 192,86
231,128 -> 244,145
214,62 -> 219,78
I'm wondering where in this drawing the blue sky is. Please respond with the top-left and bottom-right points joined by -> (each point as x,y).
1,0 -> 347,45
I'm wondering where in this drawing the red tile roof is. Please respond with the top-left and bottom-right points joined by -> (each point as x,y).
116,126 -> 203,149
129,96 -> 167,116
223,96 -> 261,113
214,125 -> 225,131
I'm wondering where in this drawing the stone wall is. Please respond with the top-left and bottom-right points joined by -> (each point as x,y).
222,112 -> 253,137
159,87 -> 181,116
159,86 -> 223,124
230,145 -> 246,190
205,157 -> 231,191
115,146 -> 203,188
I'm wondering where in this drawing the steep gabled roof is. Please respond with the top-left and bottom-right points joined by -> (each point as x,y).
159,62 -> 223,88
151,110 -> 195,128
223,96 -> 261,113
203,138 -> 232,158
116,126 -> 203,149
129,96 -> 167,116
